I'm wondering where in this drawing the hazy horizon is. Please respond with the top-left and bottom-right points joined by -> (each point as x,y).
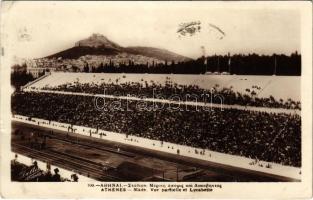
2,1 -> 301,59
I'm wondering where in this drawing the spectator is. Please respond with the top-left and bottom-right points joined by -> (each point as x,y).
12,91 -> 301,167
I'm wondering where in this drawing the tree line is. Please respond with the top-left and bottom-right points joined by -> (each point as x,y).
11,68 -> 35,90
84,52 -> 301,75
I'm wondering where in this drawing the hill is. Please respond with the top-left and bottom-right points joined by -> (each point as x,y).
124,46 -> 190,62
46,46 -> 119,60
46,33 -> 191,62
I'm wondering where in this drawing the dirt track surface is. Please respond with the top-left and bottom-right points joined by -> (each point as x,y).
11,121 -> 297,182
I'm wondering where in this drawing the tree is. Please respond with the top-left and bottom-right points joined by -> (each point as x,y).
83,63 -> 90,72
11,68 -> 35,90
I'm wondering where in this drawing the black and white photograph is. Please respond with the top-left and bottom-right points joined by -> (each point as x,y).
0,1 -> 312,198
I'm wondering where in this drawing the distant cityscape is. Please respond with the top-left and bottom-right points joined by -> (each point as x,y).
11,34 -> 301,78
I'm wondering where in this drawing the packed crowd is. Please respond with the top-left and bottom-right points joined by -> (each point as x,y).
12,92 -> 301,167
42,80 -> 301,110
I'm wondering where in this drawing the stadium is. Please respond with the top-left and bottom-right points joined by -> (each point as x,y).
11,71 -> 301,182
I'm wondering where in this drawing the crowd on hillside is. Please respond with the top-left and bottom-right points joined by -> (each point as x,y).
42,80 -> 301,110
12,92 -> 301,167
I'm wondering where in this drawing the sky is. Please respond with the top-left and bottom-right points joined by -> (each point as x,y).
2,1 -> 301,59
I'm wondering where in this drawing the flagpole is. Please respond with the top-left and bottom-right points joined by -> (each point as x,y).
228,53 -> 231,74
274,56 -> 277,75
217,56 -> 220,73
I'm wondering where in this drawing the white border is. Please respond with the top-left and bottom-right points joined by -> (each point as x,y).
0,1 -> 312,198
